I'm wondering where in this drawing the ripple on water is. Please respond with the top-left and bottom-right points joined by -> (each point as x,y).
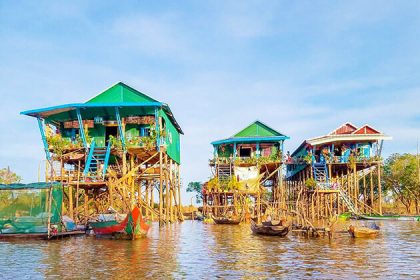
0,220 -> 419,279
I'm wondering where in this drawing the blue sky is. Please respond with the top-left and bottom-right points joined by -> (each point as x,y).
0,1 -> 419,204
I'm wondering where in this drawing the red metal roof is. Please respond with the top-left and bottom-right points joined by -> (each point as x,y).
353,125 -> 381,135
330,123 -> 357,135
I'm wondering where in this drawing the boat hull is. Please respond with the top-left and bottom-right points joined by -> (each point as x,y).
359,215 -> 420,221
348,226 -> 379,238
251,219 -> 289,237
213,217 -> 241,225
90,207 -> 150,239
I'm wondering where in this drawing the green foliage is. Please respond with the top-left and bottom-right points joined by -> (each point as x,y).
305,178 -> 317,189
0,167 -> 21,184
140,129 -> 157,150
109,135 -> 123,150
47,134 -> 71,157
186,181 -> 203,203
304,154 -> 313,164
383,153 -> 420,213
347,155 -> 357,168
227,176 -> 241,191
207,177 -> 220,192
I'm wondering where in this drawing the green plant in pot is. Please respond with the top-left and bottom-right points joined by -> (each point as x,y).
305,178 -> 317,189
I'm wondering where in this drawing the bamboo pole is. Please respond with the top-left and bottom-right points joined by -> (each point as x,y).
159,150 -> 163,225
165,154 -> 170,223
84,189 -> 89,222
75,161 -> 80,222
145,179 -> 150,218
150,180 -> 155,221
130,155 -> 135,207
370,169 -> 374,211
363,173 -> 367,213
169,159 -> 174,222
177,164 -> 183,221
69,185 -> 73,220
353,164 -> 358,211
377,162 -> 382,215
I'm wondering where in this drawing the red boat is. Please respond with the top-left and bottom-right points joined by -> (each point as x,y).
90,207 -> 150,239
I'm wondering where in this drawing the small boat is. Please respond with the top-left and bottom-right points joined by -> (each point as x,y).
251,219 -> 290,237
89,207 -> 150,239
359,214 -> 420,221
213,216 -> 241,225
348,225 -> 379,238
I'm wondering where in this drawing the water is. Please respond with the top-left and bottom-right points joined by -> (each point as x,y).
0,221 -> 419,279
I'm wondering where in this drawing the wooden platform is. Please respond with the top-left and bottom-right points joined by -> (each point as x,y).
0,230 -> 86,240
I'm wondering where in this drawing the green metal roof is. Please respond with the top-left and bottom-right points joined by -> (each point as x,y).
211,121 -> 289,146
234,121 -> 285,138
87,82 -> 159,103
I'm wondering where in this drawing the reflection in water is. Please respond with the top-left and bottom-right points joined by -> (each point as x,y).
0,221 -> 418,279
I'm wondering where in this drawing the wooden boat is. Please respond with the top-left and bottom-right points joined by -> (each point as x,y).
213,216 -> 241,225
348,225 -> 379,238
89,207 -> 150,239
359,214 -> 420,221
251,219 -> 289,237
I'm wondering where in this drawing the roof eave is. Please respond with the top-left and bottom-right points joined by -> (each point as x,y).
211,136 -> 290,146
21,102 -> 163,118
307,134 -> 392,146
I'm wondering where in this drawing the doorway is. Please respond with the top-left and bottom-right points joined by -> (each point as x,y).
105,126 -> 118,143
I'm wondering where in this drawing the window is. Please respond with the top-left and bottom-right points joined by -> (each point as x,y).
239,147 -> 251,157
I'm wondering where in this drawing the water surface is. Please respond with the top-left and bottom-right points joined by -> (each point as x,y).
0,220 -> 419,279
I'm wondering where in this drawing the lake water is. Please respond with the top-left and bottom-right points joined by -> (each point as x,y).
0,220 -> 419,279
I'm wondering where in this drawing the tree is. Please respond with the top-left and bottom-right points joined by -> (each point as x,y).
383,154 -> 419,214
186,182 -> 203,204
0,167 -> 21,184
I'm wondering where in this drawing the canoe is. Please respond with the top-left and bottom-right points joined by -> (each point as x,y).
251,219 -> 289,237
348,225 -> 379,238
213,216 -> 241,225
359,215 -> 420,221
90,207 -> 150,239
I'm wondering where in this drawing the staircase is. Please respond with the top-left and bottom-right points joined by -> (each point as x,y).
336,166 -> 378,215
313,162 -> 329,183
338,188 -> 359,214
217,163 -> 232,181
83,139 -> 112,180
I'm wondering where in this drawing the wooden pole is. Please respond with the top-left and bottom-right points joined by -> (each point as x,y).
169,159 -> 174,222
363,173 -> 367,213
69,185 -> 73,220
84,189 -> 89,222
353,164 -> 358,211
130,155 -> 135,207
145,179 -> 150,219
151,180 -> 155,221
177,164 -> 183,221
370,169 -> 374,211
159,150 -> 163,225
377,162 -> 382,215
75,161 -> 80,223
165,154 -> 170,223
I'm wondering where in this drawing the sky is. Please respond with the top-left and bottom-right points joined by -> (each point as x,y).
0,1 -> 419,205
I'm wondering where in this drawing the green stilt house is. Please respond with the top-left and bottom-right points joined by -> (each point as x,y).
21,82 -> 183,224
204,121 -> 290,222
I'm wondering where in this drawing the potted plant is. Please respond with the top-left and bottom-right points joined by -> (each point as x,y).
305,178 -> 317,189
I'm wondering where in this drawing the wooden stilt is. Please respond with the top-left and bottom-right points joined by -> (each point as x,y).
377,162 -> 382,215
159,150 -> 163,225
370,170 -> 374,211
